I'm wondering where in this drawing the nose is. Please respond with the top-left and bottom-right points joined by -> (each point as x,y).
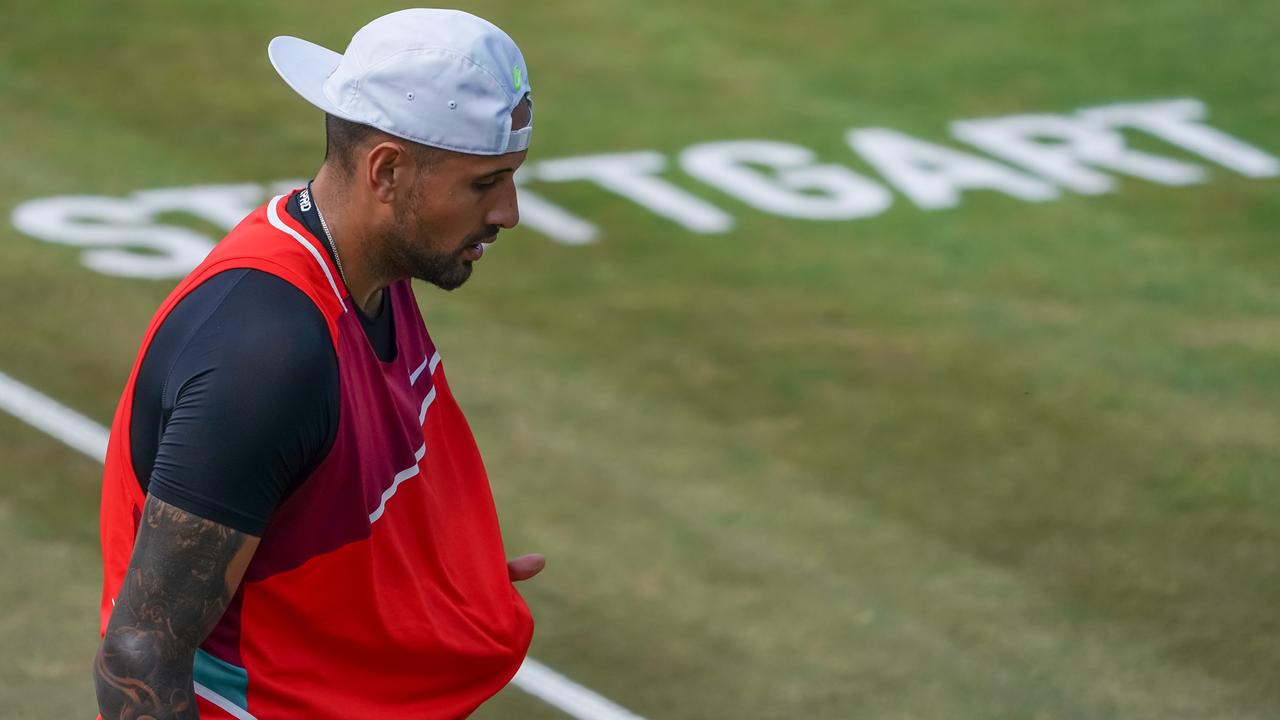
485,182 -> 520,230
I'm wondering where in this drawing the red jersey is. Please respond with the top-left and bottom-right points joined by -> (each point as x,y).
98,192 -> 534,719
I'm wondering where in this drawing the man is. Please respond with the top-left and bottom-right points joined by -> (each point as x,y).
93,9 -> 543,719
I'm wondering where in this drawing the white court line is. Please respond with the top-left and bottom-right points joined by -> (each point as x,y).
0,369 -> 648,720
513,658 -> 648,720
0,371 -> 109,462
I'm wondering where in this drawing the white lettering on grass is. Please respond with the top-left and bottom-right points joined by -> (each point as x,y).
1079,98 -> 1279,178
951,113 -> 1206,194
679,140 -> 892,219
10,195 -> 214,278
847,128 -> 1057,209
513,169 -> 599,245
10,99 -> 1275,280
532,151 -> 734,233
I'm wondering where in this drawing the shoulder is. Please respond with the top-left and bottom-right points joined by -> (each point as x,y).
212,270 -> 336,382
161,269 -> 337,395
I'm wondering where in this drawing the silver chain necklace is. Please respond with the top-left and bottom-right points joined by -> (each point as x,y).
311,189 -> 348,288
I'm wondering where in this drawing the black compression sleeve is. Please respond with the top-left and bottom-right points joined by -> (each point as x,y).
130,269 -> 339,536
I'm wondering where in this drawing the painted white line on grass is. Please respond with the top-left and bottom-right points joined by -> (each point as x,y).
0,371 -> 109,462
0,369 -> 647,720
513,658 -> 648,720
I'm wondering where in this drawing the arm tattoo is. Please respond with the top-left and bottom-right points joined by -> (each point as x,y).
95,496 -> 258,720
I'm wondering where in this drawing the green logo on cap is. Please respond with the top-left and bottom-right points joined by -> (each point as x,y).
514,65 -> 523,91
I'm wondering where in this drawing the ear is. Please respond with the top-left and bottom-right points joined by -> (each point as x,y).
364,141 -> 409,204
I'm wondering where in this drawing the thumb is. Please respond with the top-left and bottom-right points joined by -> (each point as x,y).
507,553 -> 545,582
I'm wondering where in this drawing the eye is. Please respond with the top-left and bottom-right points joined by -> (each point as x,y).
473,177 -> 499,191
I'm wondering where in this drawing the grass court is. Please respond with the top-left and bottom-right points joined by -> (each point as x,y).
1,1 -> 1278,717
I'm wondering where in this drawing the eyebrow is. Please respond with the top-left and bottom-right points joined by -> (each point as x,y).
475,167 -> 516,181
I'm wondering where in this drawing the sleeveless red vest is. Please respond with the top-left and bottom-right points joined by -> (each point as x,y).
99,192 -> 533,719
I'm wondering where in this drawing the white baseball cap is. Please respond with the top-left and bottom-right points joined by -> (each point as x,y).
268,8 -> 532,155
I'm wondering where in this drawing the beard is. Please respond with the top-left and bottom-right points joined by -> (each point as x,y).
401,238 -> 473,291
386,189 -> 494,291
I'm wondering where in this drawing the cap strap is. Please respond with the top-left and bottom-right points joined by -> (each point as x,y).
506,125 -> 532,153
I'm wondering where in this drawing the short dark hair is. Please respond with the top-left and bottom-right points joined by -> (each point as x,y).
324,114 -> 445,176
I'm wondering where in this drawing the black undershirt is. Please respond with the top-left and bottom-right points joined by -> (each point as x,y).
129,187 -> 395,535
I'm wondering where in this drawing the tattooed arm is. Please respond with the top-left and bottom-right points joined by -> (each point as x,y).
94,496 -> 260,719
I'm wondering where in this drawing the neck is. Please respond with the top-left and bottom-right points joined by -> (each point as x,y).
310,168 -> 386,315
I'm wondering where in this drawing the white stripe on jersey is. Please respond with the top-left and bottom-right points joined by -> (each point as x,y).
265,194 -> 347,312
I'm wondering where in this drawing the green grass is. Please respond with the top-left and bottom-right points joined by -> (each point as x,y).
2,0 -> 1278,717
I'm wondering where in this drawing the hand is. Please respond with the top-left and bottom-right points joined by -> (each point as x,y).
507,553 -> 545,582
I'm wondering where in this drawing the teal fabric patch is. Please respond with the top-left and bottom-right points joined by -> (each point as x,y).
193,648 -> 250,712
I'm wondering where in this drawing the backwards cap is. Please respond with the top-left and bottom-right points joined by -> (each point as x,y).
268,8 -> 532,155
